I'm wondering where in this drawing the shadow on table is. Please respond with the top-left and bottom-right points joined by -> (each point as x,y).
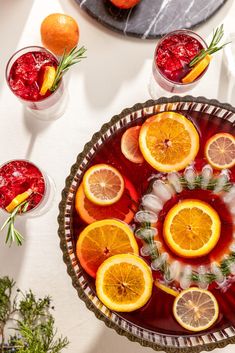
57,0 -> 154,109
218,50 -> 235,107
0,0 -> 35,92
0,214 -> 27,282
23,108 -> 52,160
85,326 -> 157,353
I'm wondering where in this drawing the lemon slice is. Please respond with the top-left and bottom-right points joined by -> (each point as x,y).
96,254 -> 153,312
39,66 -> 56,95
173,287 -> 219,331
139,112 -> 199,172
205,132 -> 235,170
83,164 -> 124,206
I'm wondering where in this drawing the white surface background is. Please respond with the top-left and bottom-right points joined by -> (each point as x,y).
0,0 -> 235,352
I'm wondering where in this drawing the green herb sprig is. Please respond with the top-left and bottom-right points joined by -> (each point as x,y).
1,201 -> 29,246
50,46 -> 87,92
0,277 -> 69,353
189,24 -> 229,67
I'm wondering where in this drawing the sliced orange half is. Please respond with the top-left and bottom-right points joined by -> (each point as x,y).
83,164 -> 124,206
75,177 -> 138,224
40,66 -> 56,95
121,126 -> 144,164
76,219 -> 139,278
182,54 -> 211,84
205,132 -> 235,170
163,199 -> 221,258
139,112 -> 199,172
173,287 -> 219,331
96,254 -> 153,312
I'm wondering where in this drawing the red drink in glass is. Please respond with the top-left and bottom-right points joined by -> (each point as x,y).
0,160 -> 54,217
151,30 -> 208,94
6,47 -> 66,120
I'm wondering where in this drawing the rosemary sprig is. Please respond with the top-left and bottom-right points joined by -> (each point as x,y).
189,24 -> 229,67
50,46 -> 87,91
1,201 -> 29,246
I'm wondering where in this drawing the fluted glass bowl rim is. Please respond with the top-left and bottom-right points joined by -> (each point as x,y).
58,96 -> 235,353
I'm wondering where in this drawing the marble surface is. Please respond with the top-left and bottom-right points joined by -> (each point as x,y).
76,0 -> 227,39
1,0 -> 235,352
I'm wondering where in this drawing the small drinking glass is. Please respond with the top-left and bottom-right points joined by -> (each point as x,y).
5,46 -> 68,121
0,159 -> 55,218
149,29 -> 209,97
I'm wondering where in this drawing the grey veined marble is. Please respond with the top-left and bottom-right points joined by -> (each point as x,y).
76,0 -> 226,39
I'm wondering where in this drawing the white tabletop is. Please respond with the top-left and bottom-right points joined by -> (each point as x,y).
1,0 -> 235,352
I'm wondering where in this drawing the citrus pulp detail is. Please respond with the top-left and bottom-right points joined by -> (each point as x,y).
163,200 -> 221,258
83,164 -> 125,206
205,133 -> 235,170
139,112 -> 199,172
76,219 -> 139,278
96,254 -> 153,312
173,287 -> 219,331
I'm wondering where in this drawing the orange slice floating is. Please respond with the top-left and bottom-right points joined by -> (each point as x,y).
155,281 -> 179,297
163,199 -> 221,258
75,178 -> 138,224
83,164 -> 124,206
182,54 -> 211,84
173,287 -> 219,331
96,254 -> 153,312
205,132 -> 235,170
76,219 -> 139,278
139,112 -> 199,172
121,126 -> 144,164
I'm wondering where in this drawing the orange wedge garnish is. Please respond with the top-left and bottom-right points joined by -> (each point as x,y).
182,54 -> 211,83
40,66 -> 56,95
6,189 -> 33,213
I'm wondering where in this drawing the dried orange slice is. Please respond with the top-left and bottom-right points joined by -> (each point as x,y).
83,164 -> 124,206
173,287 -> 219,331
76,219 -> 139,278
205,132 -> 235,170
139,112 -> 199,172
39,66 -> 56,95
96,254 -> 153,312
163,200 -> 221,258
182,54 -> 211,83
121,126 -> 144,164
75,178 -> 138,224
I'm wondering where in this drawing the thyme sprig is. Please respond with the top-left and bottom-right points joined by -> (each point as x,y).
189,24 -> 229,67
1,201 -> 29,246
50,46 -> 87,91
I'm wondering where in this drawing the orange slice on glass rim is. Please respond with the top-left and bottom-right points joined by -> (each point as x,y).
205,132 -> 235,170
173,287 -> 219,331
163,199 -> 221,258
182,54 -> 211,84
96,254 -> 153,312
83,164 -> 124,206
139,112 -> 199,172
39,66 -> 56,95
121,126 -> 144,164
75,177 -> 138,224
76,219 -> 139,278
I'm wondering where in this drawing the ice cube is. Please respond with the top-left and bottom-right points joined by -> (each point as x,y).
152,180 -> 174,202
167,172 -> 183,193
142,194 -> 163,213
